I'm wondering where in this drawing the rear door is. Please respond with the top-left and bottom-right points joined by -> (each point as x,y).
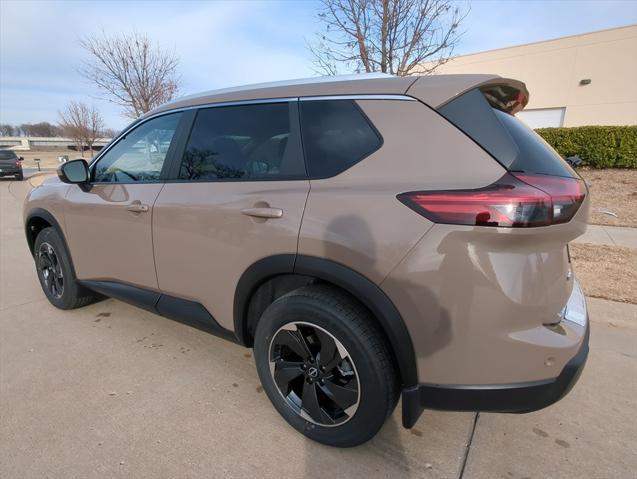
152,101 -> 309,331
64,112 -> 184,289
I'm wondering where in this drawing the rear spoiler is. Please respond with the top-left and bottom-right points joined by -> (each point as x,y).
480,81 -> 529,114
406,75 -> 530,114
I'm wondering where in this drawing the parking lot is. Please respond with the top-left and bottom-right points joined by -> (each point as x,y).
1,175 -> 636,479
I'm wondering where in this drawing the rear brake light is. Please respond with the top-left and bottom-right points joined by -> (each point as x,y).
515,174 -> 586,225
398,173 -> 585,228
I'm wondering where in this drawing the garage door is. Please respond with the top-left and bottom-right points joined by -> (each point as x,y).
517,108 -> 565,128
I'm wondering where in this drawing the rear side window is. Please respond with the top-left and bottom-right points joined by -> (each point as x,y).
178,102 -> 305,181
438,89 -> 577,178
300,100 -> 382,178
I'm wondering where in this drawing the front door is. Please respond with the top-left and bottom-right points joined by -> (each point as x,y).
64,112 -> 183,290
152,101 -> 310,330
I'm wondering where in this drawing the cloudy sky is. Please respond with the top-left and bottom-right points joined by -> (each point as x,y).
1,0 -> 636,130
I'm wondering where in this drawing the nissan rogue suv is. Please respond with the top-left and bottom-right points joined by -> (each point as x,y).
24,74 -> 590,447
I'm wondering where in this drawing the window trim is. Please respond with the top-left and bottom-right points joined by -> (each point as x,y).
299,94 -> 415,102
89,94 -> 406,183
87,98 -> 300,175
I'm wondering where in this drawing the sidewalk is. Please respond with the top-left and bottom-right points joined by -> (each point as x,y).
573,224 -> 636,248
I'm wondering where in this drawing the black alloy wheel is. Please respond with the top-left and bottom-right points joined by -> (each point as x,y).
269,321 -> 360,426
38,242 -> 64,299
254,285 -> 399,447
33,227 -> 99,309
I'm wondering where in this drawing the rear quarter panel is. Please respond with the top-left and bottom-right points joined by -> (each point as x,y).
381,194 -> 590,385
297,98 -> 506,284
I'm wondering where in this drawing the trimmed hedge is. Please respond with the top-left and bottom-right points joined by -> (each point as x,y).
535,125 -> 637,169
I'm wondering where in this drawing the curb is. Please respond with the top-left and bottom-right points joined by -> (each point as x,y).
27,171 -> 55,188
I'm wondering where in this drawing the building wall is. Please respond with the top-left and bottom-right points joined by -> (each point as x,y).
432,25 -> 637,127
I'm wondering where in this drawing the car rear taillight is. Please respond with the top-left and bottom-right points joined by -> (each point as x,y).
15,160 -> 21,167
397,173 -> 585,228
515,174 -> 586,225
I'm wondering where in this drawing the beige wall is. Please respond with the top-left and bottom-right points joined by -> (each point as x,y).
432,25 -> 637,127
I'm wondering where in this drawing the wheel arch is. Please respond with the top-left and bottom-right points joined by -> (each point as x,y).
25,208 -> 73,269
234,254 -> 418,388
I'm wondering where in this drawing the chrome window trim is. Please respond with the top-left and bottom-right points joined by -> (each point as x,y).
89,98 -> 299,168
90,94 -> 415,169
299,94 -> 416,102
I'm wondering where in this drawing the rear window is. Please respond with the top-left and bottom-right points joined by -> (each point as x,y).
438,88 -> 577,178
300,100 -> 382,178
0,150 -> 17,160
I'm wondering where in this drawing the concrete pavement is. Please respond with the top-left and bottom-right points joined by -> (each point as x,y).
1,178 -> 636,478
574,224 -> 637,248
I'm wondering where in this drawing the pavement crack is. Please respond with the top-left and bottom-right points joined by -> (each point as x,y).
459,412 -> 479,479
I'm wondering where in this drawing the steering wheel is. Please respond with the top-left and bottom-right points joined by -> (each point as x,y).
106,167 -> 139,182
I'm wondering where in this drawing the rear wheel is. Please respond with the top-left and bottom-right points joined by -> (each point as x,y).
34,227 -> 99,309
254,285 -> 398,447
15,171 -> 24,181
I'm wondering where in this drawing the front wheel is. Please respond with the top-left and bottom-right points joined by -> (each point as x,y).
254,285 -> 398,447
34,227 -> 99,309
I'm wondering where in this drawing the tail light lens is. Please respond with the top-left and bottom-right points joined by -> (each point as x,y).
516,174 -> 586,225
398,173 -> 586,228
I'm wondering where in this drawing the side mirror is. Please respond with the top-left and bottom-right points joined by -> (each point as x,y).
58,159 -> 89,185
18,156 -> 24,161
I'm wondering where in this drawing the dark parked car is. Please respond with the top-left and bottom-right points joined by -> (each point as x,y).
0,150 -> 24,180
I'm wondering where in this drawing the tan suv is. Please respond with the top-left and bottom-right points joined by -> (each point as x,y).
24,74 -> 589,447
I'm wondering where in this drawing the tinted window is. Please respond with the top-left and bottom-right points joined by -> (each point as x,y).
0,150 -> 17,160
93,113 -> 182,183
439,89 -> 577,178
178,102 -> 304,181
300,100 -> 382,178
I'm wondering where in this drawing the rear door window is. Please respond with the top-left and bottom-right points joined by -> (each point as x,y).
300,100 -> 382,178
177,102 -> 305,181
438,88 -> 577,178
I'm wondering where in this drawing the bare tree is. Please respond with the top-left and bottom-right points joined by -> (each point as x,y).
26,122 -> 62,137
59,102 -> 104,157
85,106 -> 105,154
19,124 -> 33,136
0,124 -> 15,136
309,0 -> 467,76
101,127 -> 118,139
80,31 -> 180,118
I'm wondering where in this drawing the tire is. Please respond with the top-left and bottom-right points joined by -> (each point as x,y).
15,171 -> 24,181
254,284 -> 398,447
33,227 -> 99,309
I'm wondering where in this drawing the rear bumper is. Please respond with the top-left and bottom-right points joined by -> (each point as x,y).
402,323 -> 589,428
0,167 -> 21,176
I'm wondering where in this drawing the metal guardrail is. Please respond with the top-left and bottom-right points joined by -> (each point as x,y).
0,137 -> 113,150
